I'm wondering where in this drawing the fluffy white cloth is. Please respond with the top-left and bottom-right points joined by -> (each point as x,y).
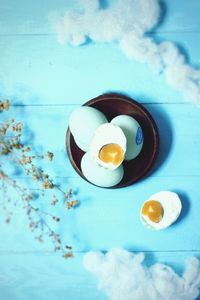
55,0 -> 200,105
83,248 -> 200,300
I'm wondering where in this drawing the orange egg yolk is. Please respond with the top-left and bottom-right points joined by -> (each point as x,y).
142,200 -> 164,223
99,143 -> 124,166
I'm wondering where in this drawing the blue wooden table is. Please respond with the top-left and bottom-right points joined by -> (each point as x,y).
0,1 -> 200,299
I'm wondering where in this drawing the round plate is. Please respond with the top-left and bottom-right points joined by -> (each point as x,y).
66,93 -> 159,188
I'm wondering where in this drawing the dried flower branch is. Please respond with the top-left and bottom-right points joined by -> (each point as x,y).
0,99 -> 79,258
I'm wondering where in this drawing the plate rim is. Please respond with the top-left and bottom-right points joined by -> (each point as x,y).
66,93 -> 159,188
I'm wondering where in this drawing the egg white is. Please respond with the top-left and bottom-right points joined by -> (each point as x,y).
90,123 -> 127,170
141,191 -> 182,230
111,115 -> 143,160
81,152 -> 124,188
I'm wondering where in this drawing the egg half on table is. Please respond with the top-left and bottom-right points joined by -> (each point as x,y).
140,191 -> 182,230
69,106 -> 144,188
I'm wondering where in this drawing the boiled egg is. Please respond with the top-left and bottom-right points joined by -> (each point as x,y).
140,191 -> 182,230
81,152 -> 124,188
89,123 -> 127,170
69,106 -> 108,152
111,115 -> 143,160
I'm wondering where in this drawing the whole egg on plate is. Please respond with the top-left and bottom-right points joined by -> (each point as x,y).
140,191 -> 182,230
111,115 -> 143,160
81,152 -> 124,188
69,106 -> 108,152
89,123 -> 127,170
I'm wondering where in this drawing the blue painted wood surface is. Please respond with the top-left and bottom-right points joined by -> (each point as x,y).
0,1 -> 200,299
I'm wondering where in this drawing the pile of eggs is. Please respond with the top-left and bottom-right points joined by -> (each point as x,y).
69,106 -> 143,188
69,106 -> 182,230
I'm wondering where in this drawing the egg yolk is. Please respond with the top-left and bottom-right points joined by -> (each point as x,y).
142,200 -> 164,223
99,143 -> 124,166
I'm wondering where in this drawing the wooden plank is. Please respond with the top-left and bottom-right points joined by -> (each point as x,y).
0,0 -> 200,35
0,2 -> 199,299
0,175 -> 200,252
1,103 -> 199,252
0,252 -> 199,300
1,103 -> 200,178
158,0 -> 200,32
0,33 -> 199,105
0,0 -> 76,35
0,253 -> 106,300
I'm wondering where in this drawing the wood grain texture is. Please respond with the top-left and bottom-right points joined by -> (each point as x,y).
0,32 -> 199,105
1,0 -> 200,299
1,103 -> 200,178
0,0 -> 200,34
1,252 -> 199,300
0,175 -> 199,252
1,103 -> 200,253
0,253 -> 106,300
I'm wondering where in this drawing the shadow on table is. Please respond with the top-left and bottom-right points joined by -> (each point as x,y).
157,1 -> 167,28
141,98 -> 174,177
102,91 -> 174,178
172,190 -> 191,226
99,0 -> 109,9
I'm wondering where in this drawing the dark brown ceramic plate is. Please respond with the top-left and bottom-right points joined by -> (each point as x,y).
66,93 -> 159,188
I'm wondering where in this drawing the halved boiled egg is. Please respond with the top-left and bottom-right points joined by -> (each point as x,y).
140,191 -> 182,230
89,123 -> 127,170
